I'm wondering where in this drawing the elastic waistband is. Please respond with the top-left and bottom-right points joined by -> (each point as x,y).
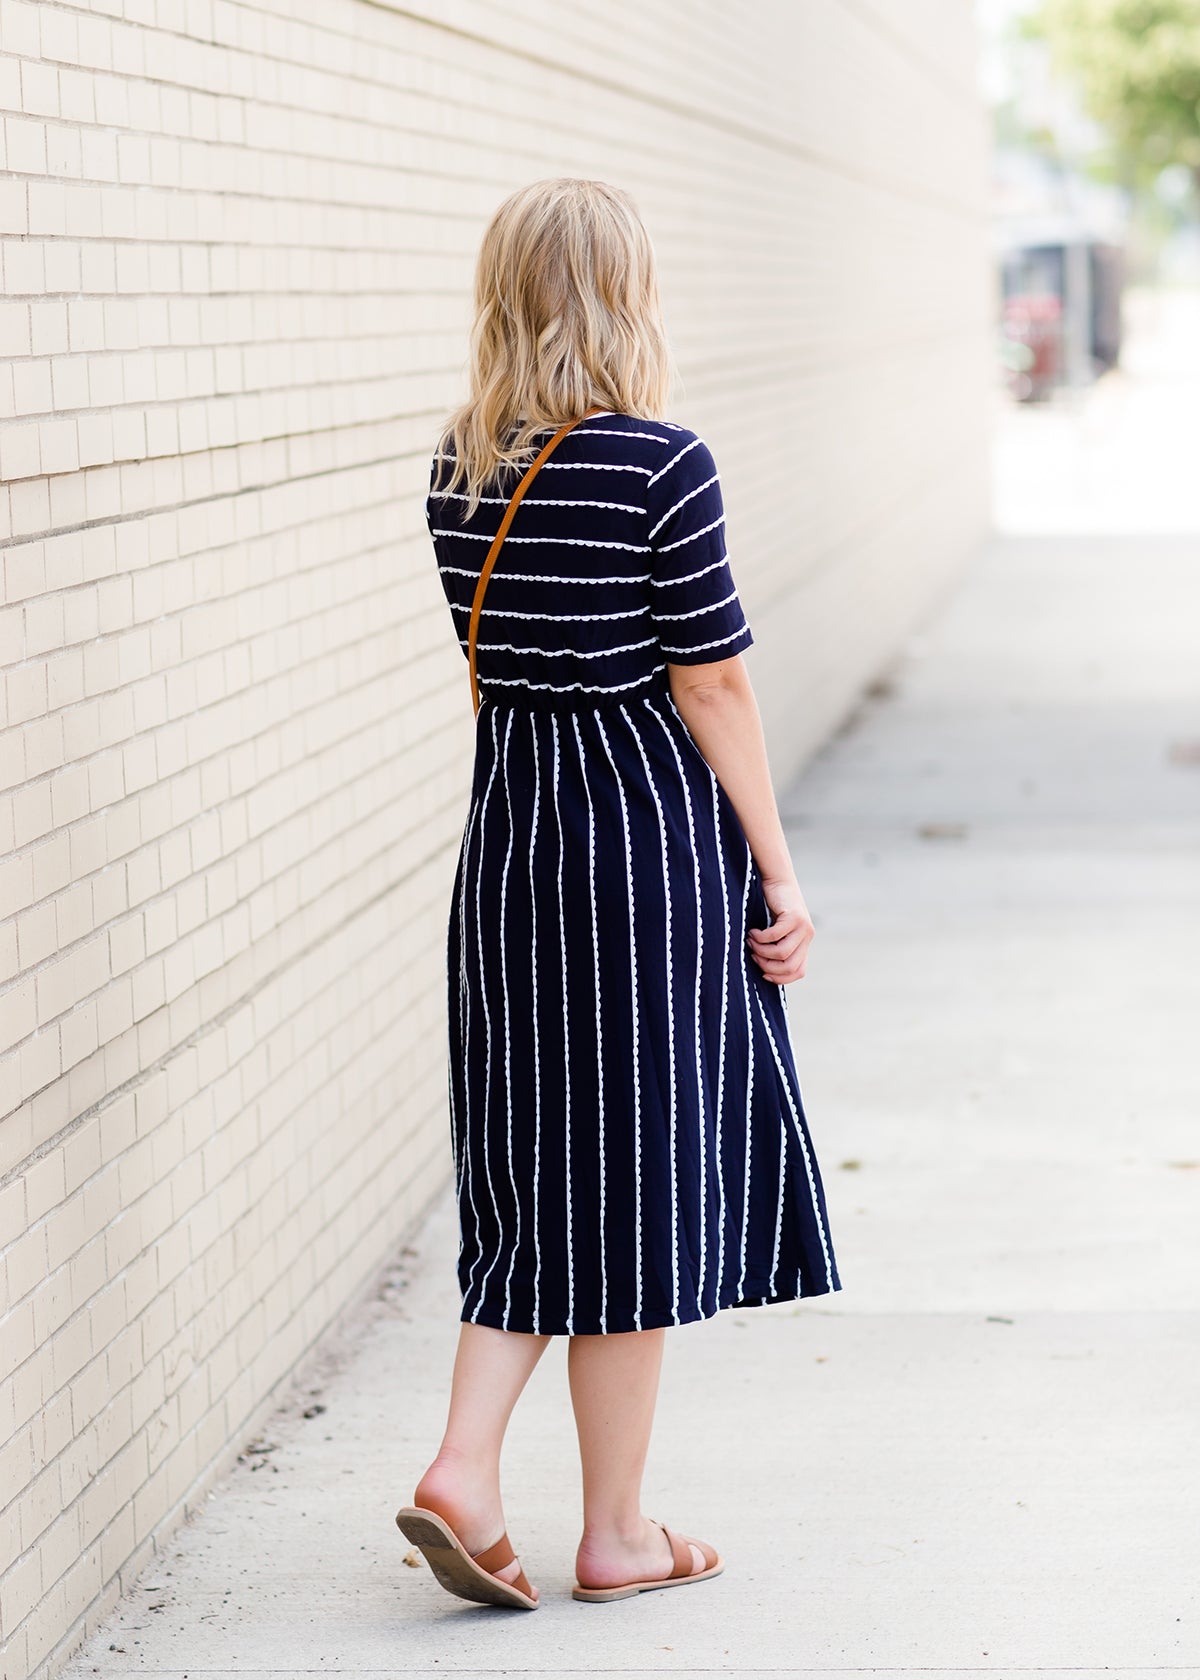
478,671 -> 671,715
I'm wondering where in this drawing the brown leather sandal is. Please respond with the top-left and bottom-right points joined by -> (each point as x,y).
395,1506 -> 538,1610
572,1518 -> 724,1602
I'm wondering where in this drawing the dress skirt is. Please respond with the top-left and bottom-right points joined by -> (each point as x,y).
446,672 -> 843,1335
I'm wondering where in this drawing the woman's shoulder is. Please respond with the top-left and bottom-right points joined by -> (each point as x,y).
425,413 -> 710,491
587,410 -> 695,442
581,412 -> 711,474
427,411 -> 699,446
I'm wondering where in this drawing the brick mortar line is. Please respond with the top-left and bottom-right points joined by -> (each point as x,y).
0,245 -> 974,295
1,627 -> 457,842
0,644 -> 462,889
0,330 -> 475,367
3,562 -> 435,671
0,780 -> 463,1193
2,422 -> 981,810
14,1139 -> 454,1680
0,315 -> 482,355
2,478 -> 977,806
0,1014 -> 452,1474
0,311 -> 986,376
3,991 -> 452,1319
4,1020 -> 450,1338
9,0 -> 616,148
3,4 -> 987,222
4,526 -> 444,674
0,338 -> 978,443
0,135 -> 983,227
0,421 -> 439,552
0,363 -> 472,434
1,114 -> 870,220
0,327 -> 986,503
358,0 -> 988,212
3,1118 -> 453,1632
0,695 -> 466,1025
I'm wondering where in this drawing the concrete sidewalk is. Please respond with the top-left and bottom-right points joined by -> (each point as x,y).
61,520 -> 1200,1677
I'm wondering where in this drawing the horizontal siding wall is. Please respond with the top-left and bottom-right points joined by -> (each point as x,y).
0,3 -> 990,1676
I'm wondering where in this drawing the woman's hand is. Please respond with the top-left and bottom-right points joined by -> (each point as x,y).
666,661 -> 815,986
746,875 -> 814,985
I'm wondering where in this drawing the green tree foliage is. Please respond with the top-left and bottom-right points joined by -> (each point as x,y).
1028,0 -> 1200,184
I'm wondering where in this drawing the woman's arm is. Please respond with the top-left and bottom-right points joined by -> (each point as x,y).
668,654 -> 814,985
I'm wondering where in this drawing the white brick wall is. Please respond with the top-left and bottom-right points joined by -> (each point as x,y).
0,4 -> 991,1676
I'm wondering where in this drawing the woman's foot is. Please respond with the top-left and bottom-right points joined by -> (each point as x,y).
575,1513 -> 708,1592
412,1457 -> 538,1602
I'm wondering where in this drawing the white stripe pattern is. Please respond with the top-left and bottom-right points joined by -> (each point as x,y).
539,461 -> 654,474
646,434 -> 705,487
596,712 -> 644,1331
652,513 -> 726,554
468,708 -> 503,1320
647,700 -> 708,1311
573,713 -> 608,1332
456,635 -> 658,660
439,565 -> 653,585
753,987 -> 837,1292
474,710 -> 515,1323
455,594 -> 736,626
438,492 -> 644,513
435,414 -> 840,1334
433,527 -> 651,552
528,714 -> 544,1333
659,624 -> 751,658
737,863 -> 756,1299
498,712 -> 523,1329
450,600 -> 652,622
621,706 -> 681,1326
708,769 -> 732,1305
550,716 -> 575,1333
649,555 -> 730,588
647,474 -> 720,542
454,791 -> 482,1260
769,1113 -> 787,1296
574,426 -> 675,444
478,667 -> 667,696
653,589 -> 739,622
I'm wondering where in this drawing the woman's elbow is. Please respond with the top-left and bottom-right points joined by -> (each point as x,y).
667,653 -> 750,707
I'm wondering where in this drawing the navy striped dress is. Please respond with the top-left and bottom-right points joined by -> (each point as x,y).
428,411 -> 843,1334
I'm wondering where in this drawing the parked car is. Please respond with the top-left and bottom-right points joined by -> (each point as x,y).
1000,292 -> 1063,401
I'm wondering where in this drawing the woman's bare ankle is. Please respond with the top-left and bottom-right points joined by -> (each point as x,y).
576,1512 -> 674,1587
411,1453 -> 535,1597
580,1509 -> 649,1548
413,1451 -> 501,1541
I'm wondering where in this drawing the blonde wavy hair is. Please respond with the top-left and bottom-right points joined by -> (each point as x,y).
434,177 -> 676,519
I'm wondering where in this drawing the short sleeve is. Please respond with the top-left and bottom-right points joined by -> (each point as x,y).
646,432 -> 754,665
427,439 -> 455,524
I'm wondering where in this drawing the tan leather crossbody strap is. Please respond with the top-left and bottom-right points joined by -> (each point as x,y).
467,406 -> 604,716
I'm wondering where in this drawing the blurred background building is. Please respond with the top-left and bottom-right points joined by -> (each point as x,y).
3,6 -> 991,1677
984,0 -> 1200,399
986,0 -> 1130,393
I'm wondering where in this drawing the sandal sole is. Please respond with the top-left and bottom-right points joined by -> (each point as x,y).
395,1507 -> 539,1610
572,1558 -> 724,1602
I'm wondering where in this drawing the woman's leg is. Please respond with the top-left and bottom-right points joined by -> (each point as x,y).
569,1329 -> 706,1587
413,1321 -> 551,1597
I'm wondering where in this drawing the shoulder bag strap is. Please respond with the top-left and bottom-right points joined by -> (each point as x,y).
467,405 -> 604,715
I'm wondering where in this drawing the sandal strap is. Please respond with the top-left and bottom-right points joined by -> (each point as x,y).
472,1531 -> 534,1601
471,1533 -> 514,1573
658,1522 -> 697,1579
693,1534 -> 718,1569
658,1521 -> 717,1577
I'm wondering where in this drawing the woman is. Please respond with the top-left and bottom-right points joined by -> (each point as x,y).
396,177 -> 843,1609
